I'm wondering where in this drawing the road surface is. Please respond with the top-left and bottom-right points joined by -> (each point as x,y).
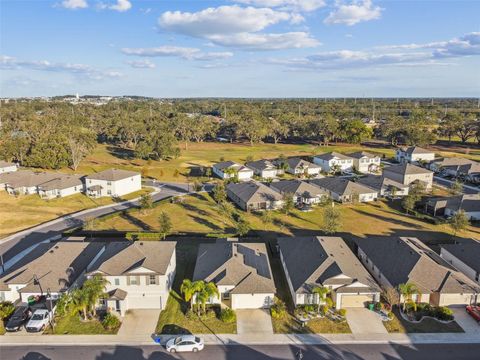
0,182 -> 194,263
2,343 -> 480,360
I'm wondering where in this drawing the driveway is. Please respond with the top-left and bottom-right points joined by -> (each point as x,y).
117,309 -> 161,338
345,308 -> 388,335
451,307 -> 480,334
236,309 -> 273,335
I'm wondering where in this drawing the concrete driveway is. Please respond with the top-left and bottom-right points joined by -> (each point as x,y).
236,309 -> 273,335
117,309 -> 161,338
451,307 -> 480,333
345,308 -> 388,335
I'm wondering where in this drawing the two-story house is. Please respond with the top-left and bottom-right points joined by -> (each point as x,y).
348,151 -> 381,174
395,146 -> 435,164
282,158 -> 321,176
85,169 -> 141,198
313,152 -> 354,174
382,163 -> 433,190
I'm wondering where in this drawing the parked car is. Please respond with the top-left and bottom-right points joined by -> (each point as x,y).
5,306 -> 31,332
466,305 -> 480,323
25,309 -> 52,332
166,335 -> 205,353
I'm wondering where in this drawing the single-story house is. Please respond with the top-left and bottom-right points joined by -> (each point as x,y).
87,241 -> 176,316
193,239 -> 276,309
3,171 -> 58,195
356,175 -> 409,198
428,157 -> 476,174
356,237 -> 480,306
347,151 -> 381,174
0,160 -> 18,174
282,158 -> 321,176
456,163 -> 480,183
245,160 -> 278,179
37,174 -> 84,199
425,194 -> 480,220
383,163 -> 433,190
395,146 -> 435,164
212,161 -> 254,181
309,177 -> 378,203
270,179 -> 328,205
440,239 -> 480,284
0,241 -> 104,303
313,152 -> 354,174
226,181 -> 283,211
278,236 -> 380,309
85,169 -> 141,198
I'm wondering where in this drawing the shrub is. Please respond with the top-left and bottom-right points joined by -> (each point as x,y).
304,304 -> 315,313
337,309 -> 347,317
374,302 -> 383,311
270,299 -> 287,320
220,308 -> 236,323
387,311 -> 394,320
0,301 -> 15,320
319,305 -> 329,316
435,306 -> 454,321
325,297 -> 334,309
199,309 -> 216,321
102,313 -> 121,330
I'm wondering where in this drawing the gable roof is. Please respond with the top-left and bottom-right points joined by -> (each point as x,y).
384,163 -> 432,176
0,170 -> 58,189
88,241 -> 176,275
356,237 -> 480,294
310,177 -> 376,196
357,175 -> 408,192
270,180 -> 327,198
440,194 -> 480,213
277,236 -> 379,294
401,146 -> 433,155
432,157 -> 475,168
284,158 -> 319,170
245,160 -> 276,172
0,241 -> 104,293
347,151 -> 380,160
193,241 -> 276,294
314,152 -> 353,161
227,181 -> 282,203
86,169 -> 140,182
441,239 -> 480,273
38,174 -> 83,191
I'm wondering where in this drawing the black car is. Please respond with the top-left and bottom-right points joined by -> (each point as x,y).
5,306 -> 31,332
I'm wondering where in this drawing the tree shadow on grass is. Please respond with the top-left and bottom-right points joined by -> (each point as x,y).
188,215 -> 222,231
180,201 -> 210,216
351,208 -> 424,230
106,145 -> 135,160
119,211 -> 153,231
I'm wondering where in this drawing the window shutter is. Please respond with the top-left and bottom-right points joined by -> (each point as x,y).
136,276 -> 140,285
155,275 -> 159,285
127,276 -> 130,285
145,276 -> 150,285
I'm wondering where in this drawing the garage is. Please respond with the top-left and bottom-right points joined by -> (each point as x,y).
340,294 -> 374,308
127,295 -> 163,310
231,293 -> 274,309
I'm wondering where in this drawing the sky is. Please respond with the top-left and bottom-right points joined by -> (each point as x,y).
0,0 -> 479,98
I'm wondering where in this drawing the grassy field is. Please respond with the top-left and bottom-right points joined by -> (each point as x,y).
383,308 -> 464,333
0,188 -> 151,238
44,314 -> 120,335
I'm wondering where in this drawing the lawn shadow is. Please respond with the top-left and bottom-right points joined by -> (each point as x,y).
119,211 -> 153,231
106,145 -> 135,160
351,208 -> 424,230
188,215 -> 222,231
180,201 -> 209,216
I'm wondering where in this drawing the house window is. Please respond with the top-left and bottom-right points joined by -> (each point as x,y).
107,190 -> 112,195
149,275 -> 156,285
114,278 -> 120,286
107,181 -> 112,186
0,292 -> 5,302
130,276 -> 138,285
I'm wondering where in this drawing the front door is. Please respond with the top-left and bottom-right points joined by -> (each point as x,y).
115,300 -> 121,312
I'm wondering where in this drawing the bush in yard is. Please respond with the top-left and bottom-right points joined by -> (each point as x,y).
434,306 -> 453,321
220,308 -> 236,323
304,304 -> 315,313
270,299 -> 287,320
325,297 -> 334,310
374,302 -> 383,311
319,305 -> 329,316
102,313 -> 121,330
337,309 -> 347,317
0,301 -> 15,320
387,311 -> 394,320
199,309 -> 216,321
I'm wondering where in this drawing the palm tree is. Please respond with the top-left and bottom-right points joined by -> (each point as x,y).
69,288 -> 90,321
312,286 -> 330,314
398,282 -> 419,312
180,279 -> 202,311
83,275 -> 109,317
195,281 -> 220,314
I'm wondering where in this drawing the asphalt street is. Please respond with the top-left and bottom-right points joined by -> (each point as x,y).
2,343 -> 480,360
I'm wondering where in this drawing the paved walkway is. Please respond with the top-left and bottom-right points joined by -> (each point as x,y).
236,309 -> 273,335
345,308 -> 388,335
451,308 -> 480,333
117,310 -> 161,338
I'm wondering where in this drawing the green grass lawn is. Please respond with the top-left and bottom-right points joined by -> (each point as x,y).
383,308 -> 464,333
272,313 -> 351,334
44,314 -> 120,335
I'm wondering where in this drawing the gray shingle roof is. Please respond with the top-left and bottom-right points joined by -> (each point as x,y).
86,168 -> 140,181
441,239 -> 480,273
432,157 -> 475,168
0,170 -> 58,188
227,181 -> 282,203
402,146 -> 433,155
314,152 -> 353,161
245,160 -> 276,172
309,177 -> 376,196
440,194 -> 480,213
38,174 -> 83,191
356,175 -> 408,192
347,151 -> 380,159
213,161 -> 237,171
270,179 -> 327,198
88,241 -> 176,275
193,241 -> 276,294
356,237 -> 480,294
384,163 -> 432,176
277,236 -> 379,294
284,158 -> 319,170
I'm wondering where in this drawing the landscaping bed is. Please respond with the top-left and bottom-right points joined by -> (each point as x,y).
271,312 -> 351,334
383,307 -> 464,333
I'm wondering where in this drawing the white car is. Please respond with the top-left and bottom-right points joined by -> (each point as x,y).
26,309 -> 52,332
166,335 -> 204,353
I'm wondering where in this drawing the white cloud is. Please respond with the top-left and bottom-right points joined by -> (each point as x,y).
0,55 -> 122,80
324,0 -> 382,26
234,0 -> 326,12
109,0 -> 131,12
60,0 -> 88,9
121,46 -> 234,61
158,5 -> 318,50
126,59 -> 156,69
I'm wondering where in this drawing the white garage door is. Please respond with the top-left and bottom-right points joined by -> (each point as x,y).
231,294 -> 274,309
127,295 -> 162,309
340,294 -> 374,308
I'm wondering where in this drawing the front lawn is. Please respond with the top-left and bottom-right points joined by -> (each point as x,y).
272,312 -> 351,334
383,308 -> 464,333
44,313 -> 120,335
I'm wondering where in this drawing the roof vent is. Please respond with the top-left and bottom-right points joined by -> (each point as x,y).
54,245 -> 59,249
139,242 -> 144,245
49,250 -> 54,253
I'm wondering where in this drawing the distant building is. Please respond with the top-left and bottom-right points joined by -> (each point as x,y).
270,179 -> 327,205
356,175 -> 409,197
85,169 -> 141,198
245,160 -> 278,179
347,151 -> 381,174
227,181 -> 283,211
310,177 -> 378,203
212,161 -> 254,181
395,146 -> 435,164
0,160 -> 18,174
383,163 -> 433,190
313,152 -> 354,173
281,158 -> 321,176
425,194 -> 480,220
37,174 -> 84,199
428,157 -> 476,174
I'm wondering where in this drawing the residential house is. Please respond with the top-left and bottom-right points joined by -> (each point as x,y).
0,241 -> 104,303
383,163 -> 433,190
226,181 -> 283,211
212,161 -> 254,181
0,160 -> 18,174
356,175 -> 409,198
395,146 -> 435,164
309,177 -> 378,203
313,152 -> 354,173
278,236 -> 380,309
192,239 -> 276,309
85,169 -> 141,198
245,160 -> 278,179
270,179 -> 328,205
2,171 -> 58,195
457,163 -> 480,183
37,174 -> 84,199
428,157 -> 476,174
87,241 -> 176,316
440,239 -> 480,284
356,237 -> 479,306
347,151 -> 381,174
425,194 -> 480,220
282,158 -> 321,176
